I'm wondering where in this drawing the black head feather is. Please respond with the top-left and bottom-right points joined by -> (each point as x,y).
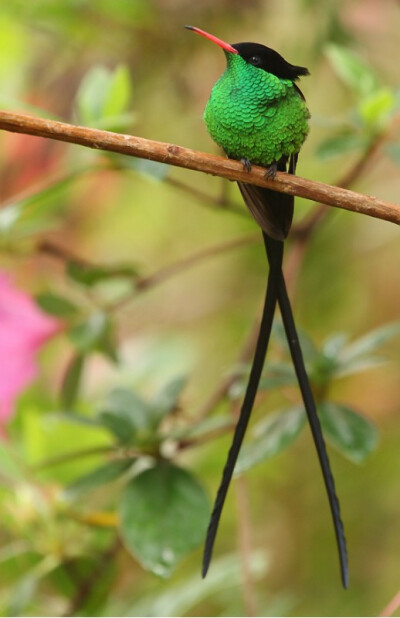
232,42 -> 309,81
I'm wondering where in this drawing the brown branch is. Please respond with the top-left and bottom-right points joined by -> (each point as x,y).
379,590 -> 400,617
1,110 -> 399,224
134,233 -> 259,291
64,537 -> 120,617
235,475 -> 258,616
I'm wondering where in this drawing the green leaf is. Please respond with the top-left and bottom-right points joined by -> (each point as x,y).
310,335 -> 348,387
358,88 -> 395,133
98,411 -> 135,444
105,388 -> 149,431
149,376 -> 187,427
319,402 -> 378,463
65,458 -> 133,498
36,292 -> 79,318
68,311 -> 115,355
7,555 -> 60,616
126,551 -> 269,617
119,462 -> 209,576
67,260 -> 137,287
337,322 -> 400,376
317,132 -> 366,160
231,362 -> 297,399
273,321 -> 318,363
0,203 -> 22,236
325,44 -> 379,95
167,414 -> 232,441
101,65 -> 133,119
60,354 -> 85,409
110,153 -> 170,181
75,64 -> 134,129
98,388 -> 151,444
235,407 -> 306,475
258,363 -> 297,390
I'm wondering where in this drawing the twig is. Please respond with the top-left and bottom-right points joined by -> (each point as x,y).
165,176 -> 243,215
379,590 -> 400,617
0,110 -> 399,224
64,537 -> 120,617
134,233 -> 259,290
33,445 -> 116,470
235,470 -> 258,616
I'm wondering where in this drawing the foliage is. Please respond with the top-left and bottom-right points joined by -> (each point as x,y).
0,1 -> 399,616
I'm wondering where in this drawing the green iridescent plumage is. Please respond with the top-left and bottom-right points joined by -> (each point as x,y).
186,25 -> 349,589
204,53 -> 310,166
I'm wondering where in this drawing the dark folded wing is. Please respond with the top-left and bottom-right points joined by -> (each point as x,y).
237,154 -> 297,240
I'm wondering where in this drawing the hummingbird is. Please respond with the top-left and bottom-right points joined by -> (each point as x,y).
185,26 -> 348,588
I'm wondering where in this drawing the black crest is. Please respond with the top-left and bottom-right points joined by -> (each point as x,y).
232,42 -> 309,80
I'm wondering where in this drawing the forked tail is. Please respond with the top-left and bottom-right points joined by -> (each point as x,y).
202,238 -> 283,577
264,234 -> 349,588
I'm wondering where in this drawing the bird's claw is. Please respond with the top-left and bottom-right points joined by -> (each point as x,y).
241,158 -> 252,172
265,162 -> 278,180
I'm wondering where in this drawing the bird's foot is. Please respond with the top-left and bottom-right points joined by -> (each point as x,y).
265,162 -> 278,180
241,158 -> 252,172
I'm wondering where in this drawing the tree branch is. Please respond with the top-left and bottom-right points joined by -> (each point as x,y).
0,110 -> 399,225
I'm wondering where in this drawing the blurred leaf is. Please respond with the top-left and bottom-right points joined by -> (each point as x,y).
129,157 -> 170,181
125,551 -> 269,617
119,462 -> 209,576
310,334 -> 348,387
235,407 -> 306,475
68,311 -> 116,360
149,376 -> 187,428
67,260 -> 137,287
0,203 -> 22,236
7,555 -> 60,616
168,414 -> 232,441
60,354 -> 85,409
317,131 -> 366,159
36,292 -> 79,318
65,459 -> 133,498
0,443 -> 26,482
7,571 -> 39,616
98,388 -> 151,444
322,333 -> 349,358
272,321 -> 318,363
75,64 -> 134,130
319,402 -> 378,463
385,142 -> 400,165
110,153 -> 170,181
325,44 -> 379,95
101,65 -> 133,118
230,362 -> 297,399
1,169 -> 93,242
336,322 -> 400,376
96,411 -> 135,444
258,363 -> 297,390
358,88 -> 395,133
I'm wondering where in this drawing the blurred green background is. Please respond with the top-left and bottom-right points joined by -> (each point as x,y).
0,0 -> 400,616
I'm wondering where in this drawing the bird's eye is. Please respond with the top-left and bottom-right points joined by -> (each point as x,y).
249,55 -> 261,66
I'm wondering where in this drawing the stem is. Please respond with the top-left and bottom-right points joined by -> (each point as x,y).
136,233 -> 259,291
64,537 -> 121,617
0,110 -> 399,224
235,473 -> 258,617
380,591 -> 400,617
33,445 -> 116,470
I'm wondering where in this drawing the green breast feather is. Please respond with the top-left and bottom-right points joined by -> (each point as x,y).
204,53 -> 310,166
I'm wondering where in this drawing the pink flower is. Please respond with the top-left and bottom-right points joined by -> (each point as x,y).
0,273 -> 60,423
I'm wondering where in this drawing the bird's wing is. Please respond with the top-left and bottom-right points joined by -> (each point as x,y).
237,155 -> 296,240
